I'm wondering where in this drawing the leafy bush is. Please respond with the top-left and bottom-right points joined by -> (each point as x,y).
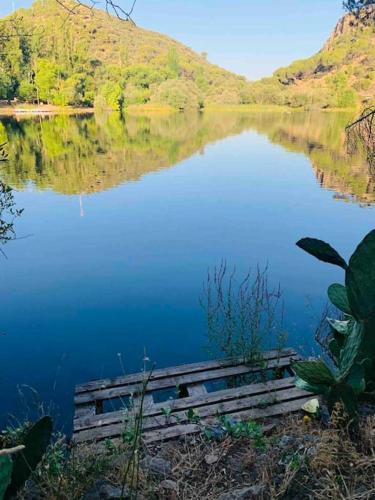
96,82 -> 124,110
151,79 -> 202,110
293,230 -> 375,419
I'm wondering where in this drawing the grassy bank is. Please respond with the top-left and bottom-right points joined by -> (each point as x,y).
0,104 -> 94,116
2,408 -> 374,499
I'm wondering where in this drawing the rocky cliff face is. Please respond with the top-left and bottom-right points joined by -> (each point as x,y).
255,6 -> 375,107
323,5 -> 375,51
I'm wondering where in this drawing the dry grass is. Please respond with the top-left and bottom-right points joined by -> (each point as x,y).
135,411 -> 375,499
18,408 -> 375,499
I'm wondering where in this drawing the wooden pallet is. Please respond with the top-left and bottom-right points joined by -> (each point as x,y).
73,348 -> 312,444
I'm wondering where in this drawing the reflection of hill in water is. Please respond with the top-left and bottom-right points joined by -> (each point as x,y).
0,112 -> 256,195
0,110 -> 373,204
249,111 -> 375,206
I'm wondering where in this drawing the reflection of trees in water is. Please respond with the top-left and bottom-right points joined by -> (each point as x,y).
0,110 -> 373,204
346,107 -> 375,175
0,143 -> 23,251
248,110 -> 375,205
0,112 -> 256,195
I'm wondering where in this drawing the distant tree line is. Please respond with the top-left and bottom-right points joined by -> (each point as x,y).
0,0 -> 253,110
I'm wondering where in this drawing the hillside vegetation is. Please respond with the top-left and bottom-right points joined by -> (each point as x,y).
249,6 -> 375,108
0,1 -> 374,109
0,0 -> 249,110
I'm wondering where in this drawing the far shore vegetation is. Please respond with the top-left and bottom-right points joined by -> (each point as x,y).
0,102 -> 362,118
0,1 -> 374,113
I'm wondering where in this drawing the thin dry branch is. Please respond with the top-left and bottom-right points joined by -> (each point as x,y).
55,0 -> 137,22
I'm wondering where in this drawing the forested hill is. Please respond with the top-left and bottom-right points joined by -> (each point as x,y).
0,0 -> 249,109
249,6 -> 375,108
0,1 -> 374,109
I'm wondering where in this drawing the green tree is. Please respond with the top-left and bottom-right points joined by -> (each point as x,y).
167,47 -> 180,77
35,59 -> 61,103
151,79 -> 201,110
18,79 -> 37,102
96,81 -> 123,110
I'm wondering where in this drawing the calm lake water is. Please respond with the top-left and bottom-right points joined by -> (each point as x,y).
1,110 -> 374,430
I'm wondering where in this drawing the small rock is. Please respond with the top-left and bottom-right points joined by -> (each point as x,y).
204,452 -> 219,465
160,479 -> 178,491
204,424 -> 227,441
302,434 -> 319,444
306,446 -> 317,457
24,480 -> 41,500
140,455 -> 172,477
319,405 -> 331,425
218,484 -> 265,499
278,435 -> 295,448
83,480 -> 129,499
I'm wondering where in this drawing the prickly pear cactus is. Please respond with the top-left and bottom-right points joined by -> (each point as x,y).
293,230 -> 375,417
0,456 -> 12,500
5,416 -> 52,498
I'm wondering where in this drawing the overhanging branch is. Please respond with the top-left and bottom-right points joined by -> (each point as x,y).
55,0 -> 137,22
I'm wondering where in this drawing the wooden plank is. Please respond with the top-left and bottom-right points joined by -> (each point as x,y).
74,404 -> 96,419
143,422 -> 276,445
187,383 -> 207,397
138,387 -> 310,432
143,423 -> 201,443
74,377 -> 296,432
75,349 -> 297,394
73,386 -> 310,443
74,356 -> 296,406
142,396 -> 313,444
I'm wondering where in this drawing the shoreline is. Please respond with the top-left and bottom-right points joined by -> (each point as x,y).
0,105 -> 95,117
0,103 -> 359,117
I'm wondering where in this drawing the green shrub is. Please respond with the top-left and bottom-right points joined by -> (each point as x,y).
151,79 -> 202,110
96,82 -> 124,110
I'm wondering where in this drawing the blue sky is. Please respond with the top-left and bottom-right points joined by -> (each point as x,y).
2,1 -> 344,79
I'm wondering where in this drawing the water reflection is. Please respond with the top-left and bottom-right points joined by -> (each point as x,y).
0,110 -> 373,204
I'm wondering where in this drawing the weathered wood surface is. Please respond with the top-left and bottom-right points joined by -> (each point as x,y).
75,348 -> 297,393
142,398 -> 313,444
74,377 -> 296,432
73,349 -> 309,444
75,350 -> 298,405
